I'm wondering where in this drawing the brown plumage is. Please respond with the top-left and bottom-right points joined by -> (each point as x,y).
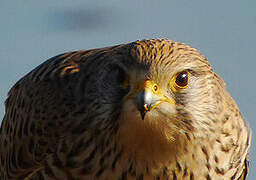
0,39 -> 251,179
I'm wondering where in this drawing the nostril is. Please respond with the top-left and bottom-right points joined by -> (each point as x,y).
153,84 -> 158,92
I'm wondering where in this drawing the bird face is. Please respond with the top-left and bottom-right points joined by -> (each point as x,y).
107,42 -> 220,163
125,71 -> 189,120
96,40 -> 225,164
118,66 -> 193,133
112,62 -> 200,164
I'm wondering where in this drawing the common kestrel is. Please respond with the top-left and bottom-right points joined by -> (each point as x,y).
0,39 -> 251,179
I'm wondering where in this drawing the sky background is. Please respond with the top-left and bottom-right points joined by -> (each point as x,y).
1,0 -> 255,179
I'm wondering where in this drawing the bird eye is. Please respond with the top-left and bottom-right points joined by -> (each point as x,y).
175,71 -> 189,88
109,65 -> 130,90
170,70 -> 189,92
115,67 -> 126,85
103,65 -> 130,98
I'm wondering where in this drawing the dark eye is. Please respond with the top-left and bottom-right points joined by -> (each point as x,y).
112,66 -> 129,89
113,66 -> 126,84
175,70 -> 189,88
104,65 -> 130,91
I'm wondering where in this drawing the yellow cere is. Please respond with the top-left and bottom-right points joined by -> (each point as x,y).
125,79 -> 176,106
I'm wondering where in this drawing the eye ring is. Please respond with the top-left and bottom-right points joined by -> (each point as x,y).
169,70 -> 189,92
175,70 -> 189,89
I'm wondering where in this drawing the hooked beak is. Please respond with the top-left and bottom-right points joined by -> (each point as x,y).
126,80 -> 175,120
135,84 -> 161,120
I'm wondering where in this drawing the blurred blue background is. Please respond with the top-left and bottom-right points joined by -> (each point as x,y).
0,0 -> 255,179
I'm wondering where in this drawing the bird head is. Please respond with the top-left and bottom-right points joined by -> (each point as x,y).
99,39 -> 225,163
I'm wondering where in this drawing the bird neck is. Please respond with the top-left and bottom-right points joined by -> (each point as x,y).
115,114 -> 190,167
